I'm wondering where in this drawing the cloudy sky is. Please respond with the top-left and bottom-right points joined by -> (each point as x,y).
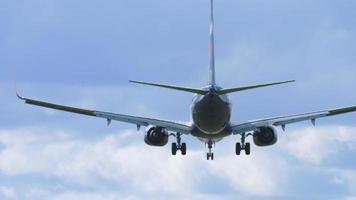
1,0 -> 356,199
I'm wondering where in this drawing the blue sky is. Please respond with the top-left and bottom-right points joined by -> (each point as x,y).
1,0 -> 356,199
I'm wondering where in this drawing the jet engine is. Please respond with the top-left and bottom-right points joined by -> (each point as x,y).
253,126 -> 278,146
144,126 -> 169,146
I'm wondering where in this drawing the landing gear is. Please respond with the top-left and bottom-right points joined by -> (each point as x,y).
171,132 -> 186,155
236,142 -> 250,155
207,153 -> 214,160
236,132 -> 252,155
206,140 -> 214,160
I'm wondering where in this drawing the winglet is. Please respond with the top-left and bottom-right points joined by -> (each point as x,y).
14,82 -> 26,101
16,92 -> 25,100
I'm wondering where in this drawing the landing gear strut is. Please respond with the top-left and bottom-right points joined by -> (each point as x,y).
171,132 -> 186,155
236,132 -> 252,155
206,140 -> 214,160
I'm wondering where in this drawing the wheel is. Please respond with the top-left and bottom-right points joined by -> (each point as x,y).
206,153 -> 214,160
172,143 -> 177,155
236,143 -> 241,155
181,143 -> 187,155
245,143 -> 251,155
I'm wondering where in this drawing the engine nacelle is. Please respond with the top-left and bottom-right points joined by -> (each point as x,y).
253,126 -> 278,147
144,126 -> 169,146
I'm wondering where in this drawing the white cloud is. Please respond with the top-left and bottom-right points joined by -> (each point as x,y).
47,192 -> 229,200
1,125 -> 356,199
0,186 -> 17,199
281,126 -> 356,164
0,127 -> 290,199
334,170 -> 356,195
48,192 -> 131,200
0,128 -> 203,197
344,197 -> 356,200
208,150 -> 288,196
331,175 -> 346,185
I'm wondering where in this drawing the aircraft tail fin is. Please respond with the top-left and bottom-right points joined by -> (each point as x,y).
129,80 -> 208,95
217,80 -> 295,95
208,0 -> 216,85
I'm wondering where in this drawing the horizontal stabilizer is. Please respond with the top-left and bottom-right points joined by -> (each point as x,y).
129,80 -> 208,95
218,80 -> 295,95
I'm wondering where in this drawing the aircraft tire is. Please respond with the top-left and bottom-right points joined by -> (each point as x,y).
245,143 -> 251,155
172,143 -> 177,155
181,143 -> 187,155
236,143 -> 242,155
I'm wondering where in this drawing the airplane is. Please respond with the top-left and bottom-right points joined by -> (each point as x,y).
17,0 -> 356,160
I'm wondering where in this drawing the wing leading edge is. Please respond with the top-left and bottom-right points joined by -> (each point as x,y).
231,105 -> 356,134
17,93 -> 192,134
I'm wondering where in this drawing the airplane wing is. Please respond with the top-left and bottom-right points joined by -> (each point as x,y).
17,94 -> 192,134
231,105 -> 356,134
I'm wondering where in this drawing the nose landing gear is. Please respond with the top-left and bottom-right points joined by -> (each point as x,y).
171,132 -> 186,155
206,140 -> 214,160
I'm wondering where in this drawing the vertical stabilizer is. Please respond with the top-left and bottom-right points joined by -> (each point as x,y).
209,0 -> 216,86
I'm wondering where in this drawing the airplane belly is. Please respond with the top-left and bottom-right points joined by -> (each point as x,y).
192,94 -> 231,134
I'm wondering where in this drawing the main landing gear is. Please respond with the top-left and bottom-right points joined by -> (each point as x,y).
236,132 -> 252,155
171,132 -> 186,155
206,140 -> 214,160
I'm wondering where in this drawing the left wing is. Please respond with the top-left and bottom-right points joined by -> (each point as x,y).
17,94 -> 192,134
231,105 -> 356,134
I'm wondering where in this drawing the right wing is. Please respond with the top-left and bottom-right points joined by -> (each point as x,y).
231,105 -> 356,134
17,93 -> 192,134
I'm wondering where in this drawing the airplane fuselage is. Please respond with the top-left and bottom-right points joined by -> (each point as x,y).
191,86 -> 232,140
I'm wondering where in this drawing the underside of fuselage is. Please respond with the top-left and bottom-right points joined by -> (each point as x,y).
191,126 -> 232,143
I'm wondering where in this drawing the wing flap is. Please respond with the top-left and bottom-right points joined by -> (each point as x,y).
94,111 -> 191,133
